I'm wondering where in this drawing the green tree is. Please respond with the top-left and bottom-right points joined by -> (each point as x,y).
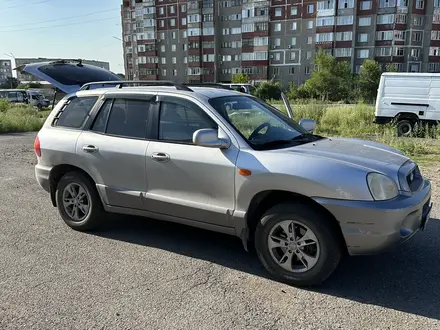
358,59 -> 382,104
0,77 -> 20,89
232,73 -> 250,84
303,49 -> 353,102
385,63 -> 398,72
253,80 -> 283,100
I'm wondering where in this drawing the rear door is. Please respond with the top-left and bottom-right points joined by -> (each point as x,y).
76,93 -> 154,210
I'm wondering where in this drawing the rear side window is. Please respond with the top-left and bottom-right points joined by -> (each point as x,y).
53,96 -> 98,128
91,98 -> 151,139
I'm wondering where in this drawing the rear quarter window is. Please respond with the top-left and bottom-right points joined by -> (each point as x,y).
53,96 -> 98,128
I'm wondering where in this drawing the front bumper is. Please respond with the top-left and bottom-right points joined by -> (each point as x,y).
314,178 -> 432,255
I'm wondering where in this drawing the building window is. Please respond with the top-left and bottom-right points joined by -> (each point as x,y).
398,0 -> 408,6
357,49 -> 369,58
289,67 -> 295,75
290,52 -> 296,60
428,63 -> 440,72
291,22 -> 297,30
307,20 -> 313,29
395,14 -> 407,24
317,17 -> 335,26
306,51 -> 312,59
416,0 -> 424,9
430,47 -> 440,56
161,57 -> 166,64
432,31 -> 440,40
360,1 -> 372,9
305,66 -> 310,74
394,47 -> 404,56
274,23 -> 281,31
339,0 -> 354,8
359,17 -> 371,26
316,32 -> 334,42
170,19 -> 176,27
334,48 -> 352,57
307,36 -> 313,44
376,31 -> 393,40
291,6 -> 298,15
377,14 -> 394,24
336,31 -> 352,41
275,8 -> 282,16
337,15 -> 354,25
173,69 -> 177,76
411,49 -> 420,58
161,45 -> 165,52
317,0 -> 335,10
291,37 -> 297,45
181,4 -> 186,12
376,47 -> 392,57
172,44 -> 177,51
379,0 -> 396,8
412,32 -> 422,42
272,68 -> 279,75
413,16 -> 424,26
307,4 -> 314,13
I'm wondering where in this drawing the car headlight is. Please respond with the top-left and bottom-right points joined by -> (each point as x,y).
366,172 -> 399,201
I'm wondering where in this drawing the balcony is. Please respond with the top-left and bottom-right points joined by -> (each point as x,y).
242,15 -> 269,23
242,0 -> 269,8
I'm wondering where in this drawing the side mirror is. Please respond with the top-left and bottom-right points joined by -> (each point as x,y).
193,128 -> 230,149
299,118 -> 316,132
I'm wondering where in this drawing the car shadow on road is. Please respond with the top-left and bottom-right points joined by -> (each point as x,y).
91,215 -> 440,320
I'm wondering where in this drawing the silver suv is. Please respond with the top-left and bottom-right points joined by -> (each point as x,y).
29,61 -> 433,287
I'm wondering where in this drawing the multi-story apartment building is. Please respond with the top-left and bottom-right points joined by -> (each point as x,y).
121,0 -> 440,88
0,59 -> 13,85
14,58 -> 111,82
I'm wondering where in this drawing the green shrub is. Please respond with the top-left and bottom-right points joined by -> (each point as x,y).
0,104 -> 45,133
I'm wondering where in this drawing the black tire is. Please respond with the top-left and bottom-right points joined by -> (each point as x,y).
396,120 -> 413,137
254,203 -> 342,287
55,171 -> 106,231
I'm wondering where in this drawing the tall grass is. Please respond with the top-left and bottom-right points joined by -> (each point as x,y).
0,101 -> 45,134
271,101 -> 439,161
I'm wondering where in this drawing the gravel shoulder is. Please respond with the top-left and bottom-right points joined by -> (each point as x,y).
0,132 -> 439,330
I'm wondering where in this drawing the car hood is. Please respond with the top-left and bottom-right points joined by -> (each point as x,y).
279,137 -> 409,173
14,60 -> 122,94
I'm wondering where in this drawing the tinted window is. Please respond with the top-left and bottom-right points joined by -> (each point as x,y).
105,99 -> 150,139
91,100 -> 112,133
159,97 -> 217,143
37,63 -> 121,87
55,96 -> 98,128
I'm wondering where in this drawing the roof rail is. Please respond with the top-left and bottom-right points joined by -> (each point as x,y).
79,80 -> 194,92
182,83 -> 232,90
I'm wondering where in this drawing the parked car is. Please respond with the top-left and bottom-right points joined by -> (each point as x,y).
27,90 -> 50,110
0,89 -> 29,104
27,61 -> 433,287
374,72 -> 440,136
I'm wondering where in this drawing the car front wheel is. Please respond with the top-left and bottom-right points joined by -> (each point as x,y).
55,171 -> 105,231
254,203 -> 342,287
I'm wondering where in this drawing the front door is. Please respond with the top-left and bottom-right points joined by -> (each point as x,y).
77,96 -> 153,210
144,95 -> 238,228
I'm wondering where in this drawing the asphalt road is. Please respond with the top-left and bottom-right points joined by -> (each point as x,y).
1,132 -> 439,330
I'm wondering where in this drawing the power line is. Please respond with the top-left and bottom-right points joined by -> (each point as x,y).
0,16 -> 120,33
0,8 -> 119,28
0,0 -> 52,10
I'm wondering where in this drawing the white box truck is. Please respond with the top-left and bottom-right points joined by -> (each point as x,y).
374,72 -> 440,136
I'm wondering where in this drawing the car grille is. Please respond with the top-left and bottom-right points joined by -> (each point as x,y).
406,165 -> 423,192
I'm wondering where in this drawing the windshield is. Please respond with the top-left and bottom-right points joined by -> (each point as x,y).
208,95 -> 311,150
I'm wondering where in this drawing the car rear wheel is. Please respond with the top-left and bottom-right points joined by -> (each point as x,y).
56,171 -> 106,231
396,120 -> 413,137
254,203 -> 342,287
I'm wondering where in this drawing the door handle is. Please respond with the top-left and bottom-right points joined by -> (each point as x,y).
82,145 -> 99,153
151,152 -> 170,162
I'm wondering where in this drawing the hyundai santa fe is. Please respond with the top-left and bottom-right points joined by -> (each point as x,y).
25,60 -> 433,287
